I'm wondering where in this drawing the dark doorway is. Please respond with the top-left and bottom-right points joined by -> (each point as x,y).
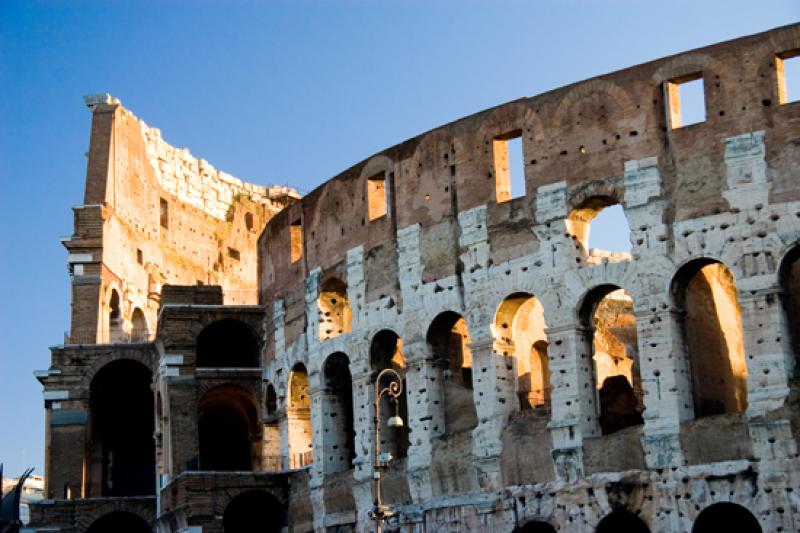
596,509 -> 649,533
198,385 -> 259,471
86,511 -> 150,533
223,490 -> 286,533
692,502 -> 761,532
513,520 -> 557,533
196,319 -> 259,367
89,360 -> 155,496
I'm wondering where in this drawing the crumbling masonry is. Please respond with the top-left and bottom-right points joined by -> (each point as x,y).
31,23 -> 800,533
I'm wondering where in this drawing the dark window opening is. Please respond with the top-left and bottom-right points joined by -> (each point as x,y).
136,249 -> 143,265
323,353 -> 356,472
223,490 -> 286,533
159,198 -> 169,230
245,212 -> 254,231
196,319 -> 259,368
228,247 -> 240,261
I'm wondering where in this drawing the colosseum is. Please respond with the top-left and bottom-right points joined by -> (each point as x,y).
30,23 -> 800,533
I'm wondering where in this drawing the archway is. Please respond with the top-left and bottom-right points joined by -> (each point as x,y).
780,245 -> 800,364
370,330 -> 410,459
223,490 -> 285,533
322,353 -> 355,473
692,502 -> 761,532
196,319 -> 259,368
198,385 -> 260,471
262,382 -> 280,471
512,520 -> 557,533
88,359 -> 155,496
107,288 -> 124,342
427,311 -> 478,432
319,278 -> 352,340
288,363 -> 312,468
672,259 -> 747,417
568,196 -> 632,255
596,509 -> 649,533
130,308 -> 148,342
86,511 -> 150,533
494,293 -> 551,411
580,285 -> 643,435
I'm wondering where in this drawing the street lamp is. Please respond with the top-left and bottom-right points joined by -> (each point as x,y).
369,367 -> 404,533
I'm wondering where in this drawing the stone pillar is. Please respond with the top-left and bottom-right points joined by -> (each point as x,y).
403,340 -> 443,502
635,307 -> 692,468
544,324 -> 597,481
470,335 -> 515,491
349,361 -> 376,530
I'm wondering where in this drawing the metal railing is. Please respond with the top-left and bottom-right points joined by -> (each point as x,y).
63,329 -> 156,345
288,451 -> 313,469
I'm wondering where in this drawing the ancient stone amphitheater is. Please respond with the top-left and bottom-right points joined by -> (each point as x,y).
31,23 -> 800,533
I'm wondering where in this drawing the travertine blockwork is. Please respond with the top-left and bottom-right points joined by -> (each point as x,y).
259,23 -> 800,532
32,23 -> 800,533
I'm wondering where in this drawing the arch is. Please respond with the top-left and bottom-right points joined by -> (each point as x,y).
596,509 -> 649,533
579,285 -> 644,435
780,245 -> 800,365
130,308 -> 148,342
265,382 -> 278,417
198,385 -> 260,471
692,502 -> 761,532
196,319 -> 259,368
672,259 -> 747,417
319,278 -> 352,340
493,293 -> 551,411
567,195 -> 631,255
88,359 -> 155,497
512,521 -> 557,533
427,311 -> 478,433
322,352 -> 355,473
223,490 -> 286,533
369,330 -> 410,459
262,381 -> 280,471
86,511 -> 151,533
287,363 -> 313,468
107,288 -> 124,342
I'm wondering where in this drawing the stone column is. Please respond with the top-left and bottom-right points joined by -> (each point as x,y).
544,323 -> 597,481
349,358 -> 376,530
403,340 -> 443,502
635,307 -> 692,468
470,335 -> 515,491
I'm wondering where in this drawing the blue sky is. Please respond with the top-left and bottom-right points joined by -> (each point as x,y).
1,1 -> 798,478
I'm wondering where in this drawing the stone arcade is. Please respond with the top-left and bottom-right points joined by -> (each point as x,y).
31,23 -> 800,532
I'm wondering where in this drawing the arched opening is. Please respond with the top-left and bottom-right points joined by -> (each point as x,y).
494,293 -> 551,411
223,490 -> 286,533
370,330 -> 410,460
596,509 -> 649,533
196,319 -> 259,368
780,245 -> 800,365
288,363 -> 313,468
580,285 -> 643,436
673,259 -> 747,417
567,197 -> 631,255
692,502 -> 761,532
130,308 -> 148,342
88,359 -> 155,497
322,353 -> 355,473
512,521 -> 557,533
427,312 -> 478,433
107,288 -> 124,342
319,278 -> 352,340
198,385 -> 260,471
262,382 -> 280,471
86,511 -> 150,533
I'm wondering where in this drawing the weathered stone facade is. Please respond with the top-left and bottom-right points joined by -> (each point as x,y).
33,23 -> 800,533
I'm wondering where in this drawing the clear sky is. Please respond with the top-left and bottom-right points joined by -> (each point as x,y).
1,0 -> 798,478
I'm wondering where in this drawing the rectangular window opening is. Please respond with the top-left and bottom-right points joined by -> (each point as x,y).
290,219 -> 303,263
778,51 -> 800,104
666,74 -> 706,129
492,131 -> 525,202
159,198 -> 169,229
367,172 -> 387,221
136,249 -> 143,265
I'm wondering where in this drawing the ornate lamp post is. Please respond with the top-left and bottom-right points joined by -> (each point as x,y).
369,368 -> 404,533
